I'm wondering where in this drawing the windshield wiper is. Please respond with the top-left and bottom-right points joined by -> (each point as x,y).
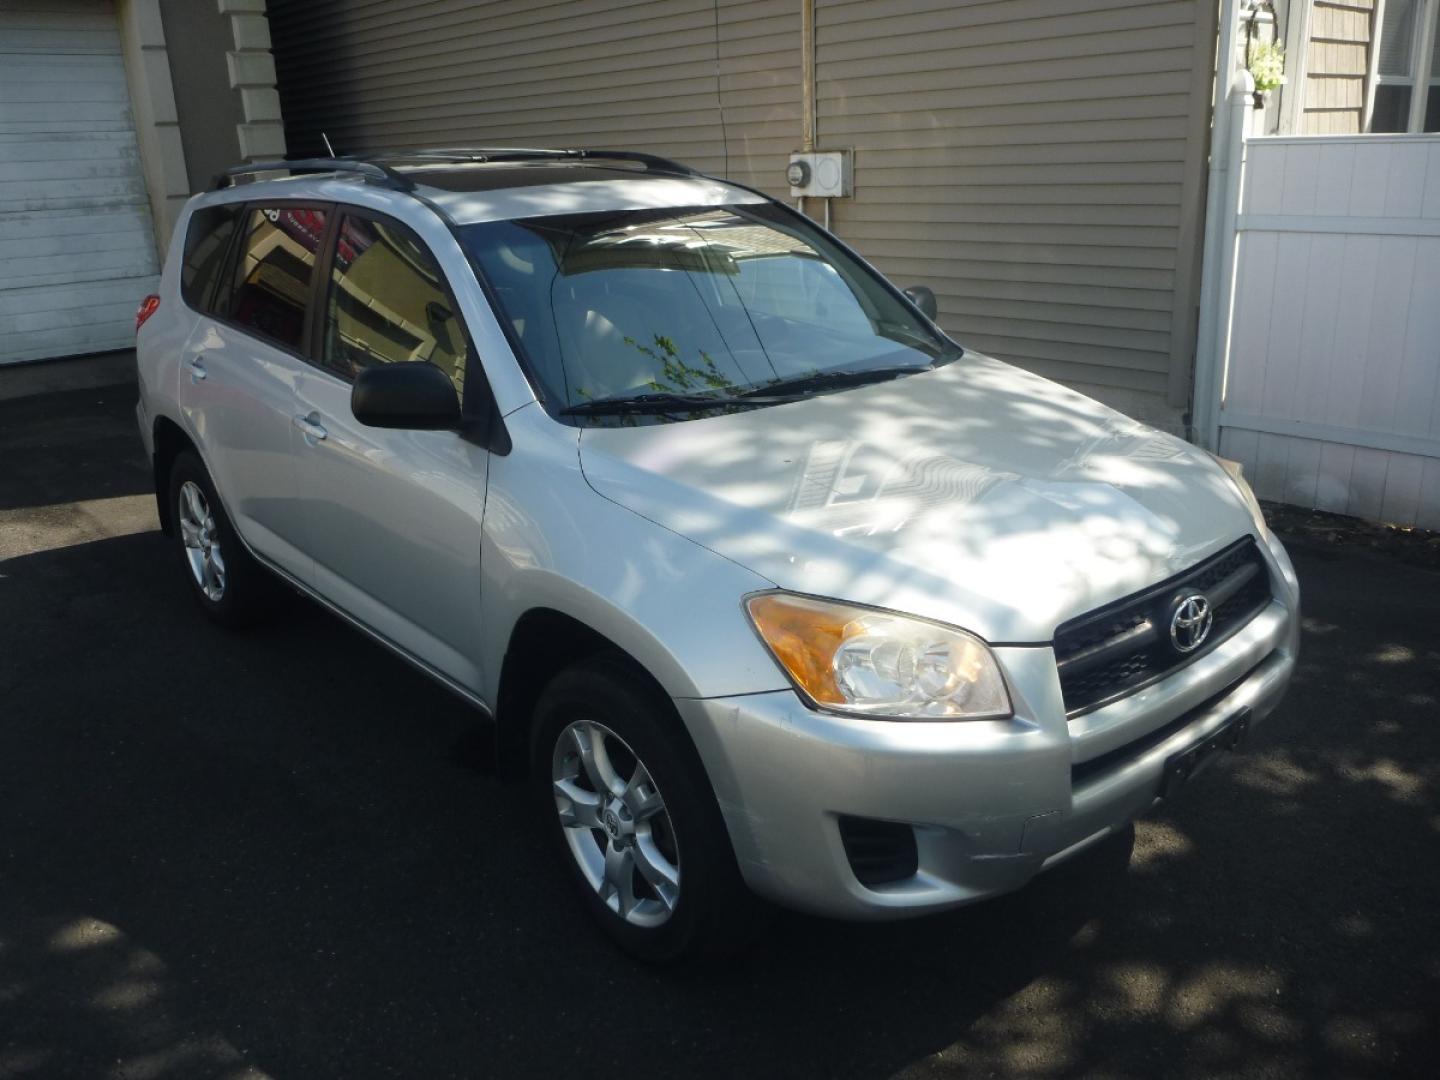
560,391 -> 789,416
739,364 -> 933,398
560,366 -> 933,415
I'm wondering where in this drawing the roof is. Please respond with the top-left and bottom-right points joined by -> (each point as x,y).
416,168 -> 768,225
397,162 -> 673,193
209,153 -> 770,226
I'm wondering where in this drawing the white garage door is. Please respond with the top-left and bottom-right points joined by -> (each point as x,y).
0,0 -> 160,365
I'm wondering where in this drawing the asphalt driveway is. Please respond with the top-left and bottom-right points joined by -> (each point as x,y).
1,356 -> 1437,1079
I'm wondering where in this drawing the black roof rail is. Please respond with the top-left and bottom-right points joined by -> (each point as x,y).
211,148 -> 707,193
211,157 -> 415,192
358,147 -> 704,177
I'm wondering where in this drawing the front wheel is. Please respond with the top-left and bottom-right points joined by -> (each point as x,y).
532,655 -> 765,963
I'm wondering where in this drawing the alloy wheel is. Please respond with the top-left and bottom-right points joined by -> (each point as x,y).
177,480 -> 226,602
551,719 -> 680,927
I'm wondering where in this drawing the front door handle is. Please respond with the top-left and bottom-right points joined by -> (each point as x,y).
293,413 -> 328,442
187,356 -> 207,383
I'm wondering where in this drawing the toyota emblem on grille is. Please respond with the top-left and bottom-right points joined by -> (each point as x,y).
1169,593 -> 1213,654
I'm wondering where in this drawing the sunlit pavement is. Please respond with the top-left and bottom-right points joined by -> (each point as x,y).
2,357 -> 1436,1079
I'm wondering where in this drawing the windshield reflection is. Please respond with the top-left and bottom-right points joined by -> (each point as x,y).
461,203 -> 957,422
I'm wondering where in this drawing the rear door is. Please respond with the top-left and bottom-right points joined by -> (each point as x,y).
179,202 -> 330,580
291,208 -> 489,688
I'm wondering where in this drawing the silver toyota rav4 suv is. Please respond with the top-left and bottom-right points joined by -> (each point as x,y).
135,149 -> 1299,962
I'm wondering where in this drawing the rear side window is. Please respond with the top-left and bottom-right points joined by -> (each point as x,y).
180,204 -> 241,314
319,213 -> 467,398
219,206 -> 329,351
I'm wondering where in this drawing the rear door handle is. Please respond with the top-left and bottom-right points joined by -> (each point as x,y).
293,413 -> 328,442
187,356 -> 207,383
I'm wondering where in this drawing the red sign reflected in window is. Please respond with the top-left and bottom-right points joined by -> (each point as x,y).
268,207 -> 327,253
264,208 -> 373,271
335,216 -> 375,270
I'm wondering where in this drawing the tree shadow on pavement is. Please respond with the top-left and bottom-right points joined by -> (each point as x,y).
1,525 -> 1436,1078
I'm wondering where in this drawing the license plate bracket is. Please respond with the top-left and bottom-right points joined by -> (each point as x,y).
1161,707 -> 1252,799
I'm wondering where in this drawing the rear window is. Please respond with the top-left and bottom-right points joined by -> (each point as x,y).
180,204 -> 241,314
217,206 -> 329,351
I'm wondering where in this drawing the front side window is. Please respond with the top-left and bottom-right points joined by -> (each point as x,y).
220,206 -> 329,351
459,202 -> 955,421
180,204 -> 241,314
1371,0 -> 1440,132
319,213 -> 467,398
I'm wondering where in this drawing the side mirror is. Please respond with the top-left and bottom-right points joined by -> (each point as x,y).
351,363 -> 461,430
903,284 -> 938,321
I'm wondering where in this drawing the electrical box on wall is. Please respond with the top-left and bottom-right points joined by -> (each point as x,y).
787,150 -> 852,198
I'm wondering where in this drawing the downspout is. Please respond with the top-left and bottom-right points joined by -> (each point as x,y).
1191,0 -> 1250,451
799,0 -> 815,215
801,0 -> 815,153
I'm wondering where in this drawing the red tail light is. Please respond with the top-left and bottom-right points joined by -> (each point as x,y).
136,294 -> 160,332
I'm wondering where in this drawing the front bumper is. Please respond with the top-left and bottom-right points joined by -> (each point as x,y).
675,533 -> 1300,920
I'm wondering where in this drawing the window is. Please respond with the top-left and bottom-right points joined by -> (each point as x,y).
730,252 -> 874,337
320,213 -> 467,398
1370,0 -> 1440,133
461,203 -> 955,416
220,206 -> 329,351
180,204 -> 241,314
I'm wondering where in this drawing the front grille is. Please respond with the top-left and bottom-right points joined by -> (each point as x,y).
838,816 -> 918,887
1054,538 -> 1272,717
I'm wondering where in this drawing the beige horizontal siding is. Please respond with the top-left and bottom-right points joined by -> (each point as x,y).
269,0 -> 1216,423
818,0 -> 1180,38
1304,72 -> 1366,109
1300,0 -> 1375,136
818,0 -> 1213,413
1306,40 -> 1370,74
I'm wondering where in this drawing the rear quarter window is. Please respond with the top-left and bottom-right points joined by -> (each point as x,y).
180,204 -> 242,314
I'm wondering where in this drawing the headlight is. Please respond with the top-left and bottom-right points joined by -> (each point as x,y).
1208,453 -> 1269,539
745,593 -> 1012,720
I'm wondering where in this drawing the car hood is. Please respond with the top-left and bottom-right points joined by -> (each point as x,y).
577,353 -> 1258,644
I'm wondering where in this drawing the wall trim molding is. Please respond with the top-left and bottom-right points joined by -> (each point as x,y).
220,0 -> 286,160
1219,410 -> 1440,459
116,0 -> 191,253
1238,213 -> 1440,236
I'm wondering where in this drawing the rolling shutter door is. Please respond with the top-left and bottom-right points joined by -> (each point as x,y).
0,0 -> 160,365
267,0 -> 801,202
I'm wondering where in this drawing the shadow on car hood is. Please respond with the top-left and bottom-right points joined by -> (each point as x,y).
577,353 -> 1257,644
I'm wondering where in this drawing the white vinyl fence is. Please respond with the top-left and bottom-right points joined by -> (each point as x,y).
1199,128 -> 1440,529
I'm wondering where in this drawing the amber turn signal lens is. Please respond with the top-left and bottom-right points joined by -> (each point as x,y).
745,593 -> 852,704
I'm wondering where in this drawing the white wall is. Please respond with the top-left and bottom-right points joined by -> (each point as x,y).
1217,135 -> 1440,528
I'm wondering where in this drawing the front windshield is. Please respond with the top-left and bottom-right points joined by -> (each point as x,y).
459,202 -> 958,418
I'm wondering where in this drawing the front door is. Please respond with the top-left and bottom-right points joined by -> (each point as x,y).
292,210 -> 489,689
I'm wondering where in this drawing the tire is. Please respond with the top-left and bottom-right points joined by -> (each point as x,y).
531,654 -> 767,964
167,450 -> 276,628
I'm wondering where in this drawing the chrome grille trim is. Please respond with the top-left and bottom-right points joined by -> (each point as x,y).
1053,538 -> 1272,718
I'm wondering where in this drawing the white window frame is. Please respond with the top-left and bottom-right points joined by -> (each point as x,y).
1365,0 -> 1440,132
